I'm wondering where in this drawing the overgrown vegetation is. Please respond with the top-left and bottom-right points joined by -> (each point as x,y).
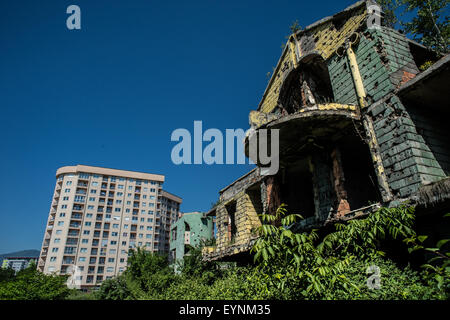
0,205 -> 447,300
88,205 -> 448,300
0,261 -> 71,300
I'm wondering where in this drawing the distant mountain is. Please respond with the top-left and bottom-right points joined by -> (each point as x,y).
0,250 -> 40,265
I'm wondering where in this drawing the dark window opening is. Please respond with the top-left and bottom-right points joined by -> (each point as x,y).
408,41 -> 441,72
338,136 -> 381,209
225,201 -> 237,242
280,159 -> 316,218
247,185 -> 263,217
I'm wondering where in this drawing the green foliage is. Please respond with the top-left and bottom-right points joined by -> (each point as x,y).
179,247 -> 219,284
324,257 -> 441,300
0,268 -> 15,283
95,275 -> 131,300
399,0 -> 449,53
66,289 -> 97,300
250,204 -> 442,299
289,20 -> 302,34
377,0 -> 401,28
93,205 -> 448,300
0,262 -> 71,300
403,213 -> 450,299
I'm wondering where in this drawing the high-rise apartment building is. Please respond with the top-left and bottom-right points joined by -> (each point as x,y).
38,165 -> 182,289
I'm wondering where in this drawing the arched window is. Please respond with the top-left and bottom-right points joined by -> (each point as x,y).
278,53 -> 334,114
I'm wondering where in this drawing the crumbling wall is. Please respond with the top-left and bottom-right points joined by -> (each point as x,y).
213,191 -> 262,258
259,3 -> 367,114
328,27 -> 420,107
328,53 -> 359,105
367,95 -> 446,198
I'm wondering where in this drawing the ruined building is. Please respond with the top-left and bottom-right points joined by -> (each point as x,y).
203,0 -> 450,262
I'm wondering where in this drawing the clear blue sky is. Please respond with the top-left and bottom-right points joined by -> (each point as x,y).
0,0 -> 364,253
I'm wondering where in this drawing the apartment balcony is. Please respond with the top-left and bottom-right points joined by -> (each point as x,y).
69,222 -> 81,228
78,176 -> 89,182
62,258 -> 75,265
66,238 -> 78,245
68,232 -> 80,238
71,213 -> 82,220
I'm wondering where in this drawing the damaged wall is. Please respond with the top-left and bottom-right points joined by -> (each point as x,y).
367,95 -> 447,198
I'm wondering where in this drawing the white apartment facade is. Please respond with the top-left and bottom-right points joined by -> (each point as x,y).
38,165 -> 182,289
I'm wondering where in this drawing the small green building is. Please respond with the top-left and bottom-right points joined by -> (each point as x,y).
169,212 -> 214,271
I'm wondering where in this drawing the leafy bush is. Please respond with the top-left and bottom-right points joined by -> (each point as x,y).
0,261 -> 71,300
251,204 -> 445,299
94,205 -> 448,300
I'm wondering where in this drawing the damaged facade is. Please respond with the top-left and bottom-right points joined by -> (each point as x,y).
203,0 -> 450,262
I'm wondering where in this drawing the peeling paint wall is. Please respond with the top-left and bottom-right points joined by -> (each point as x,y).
367,95 -> 447,198
258,4 -> 367,114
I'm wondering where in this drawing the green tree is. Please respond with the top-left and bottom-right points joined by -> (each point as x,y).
399,0 -> 449,53
98,248 -> 179,300
0,261 -> 70,300
96,275 -> 131,300
377,0 -> 400,28
0,267 -> 15,283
